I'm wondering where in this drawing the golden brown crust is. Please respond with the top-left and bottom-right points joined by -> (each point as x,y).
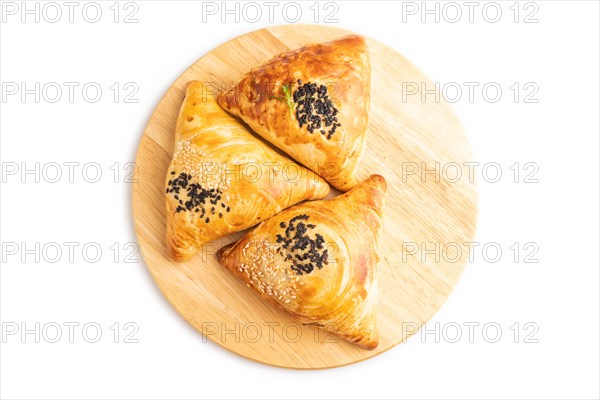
166,81 -> 330,262
218,35 -> 371,192
218,175 -> 386,349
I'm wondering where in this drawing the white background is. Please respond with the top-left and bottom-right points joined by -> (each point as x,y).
1,1 -> 599,399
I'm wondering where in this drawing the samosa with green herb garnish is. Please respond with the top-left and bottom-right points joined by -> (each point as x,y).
218,35 -> 371,192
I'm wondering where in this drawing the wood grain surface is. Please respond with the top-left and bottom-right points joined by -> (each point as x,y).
132,25 -> 478,369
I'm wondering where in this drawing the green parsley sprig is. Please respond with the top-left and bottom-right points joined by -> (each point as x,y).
271,83 -> 294,117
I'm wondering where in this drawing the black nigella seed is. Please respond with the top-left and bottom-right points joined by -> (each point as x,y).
277,214 -> 328,275
226,206 -> 230,212
219,213 -> 223,218
292,82 -> 340,140
205,217 -> 210,223
167,172 -> 228,215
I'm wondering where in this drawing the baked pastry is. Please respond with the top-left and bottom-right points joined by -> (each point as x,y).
166,81 -> 330,262
218,35 -> 371,192
218,175 -> 386,349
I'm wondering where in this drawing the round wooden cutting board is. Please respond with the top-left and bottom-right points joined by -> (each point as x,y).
133,25 -> 477,369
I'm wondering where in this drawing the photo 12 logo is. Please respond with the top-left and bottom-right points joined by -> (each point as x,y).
1,82 -> 139,104
400,1 -> 540,24
400,161 -> 540,184
1,1 -> 140,23
2,322 -> 140,344
1,242 -> 140,264
402,81 -> 540,104
200,1 -> 340,23
1,162 -> 138,184
167,159 -> 328,188
402,241 -> 540,265
403,321 -> 540,344
201,320 -> 340,344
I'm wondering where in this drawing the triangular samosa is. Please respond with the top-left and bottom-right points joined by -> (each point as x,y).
166,81 -> 330,262
218,35 -> 371,192
218,175 -> 386,349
